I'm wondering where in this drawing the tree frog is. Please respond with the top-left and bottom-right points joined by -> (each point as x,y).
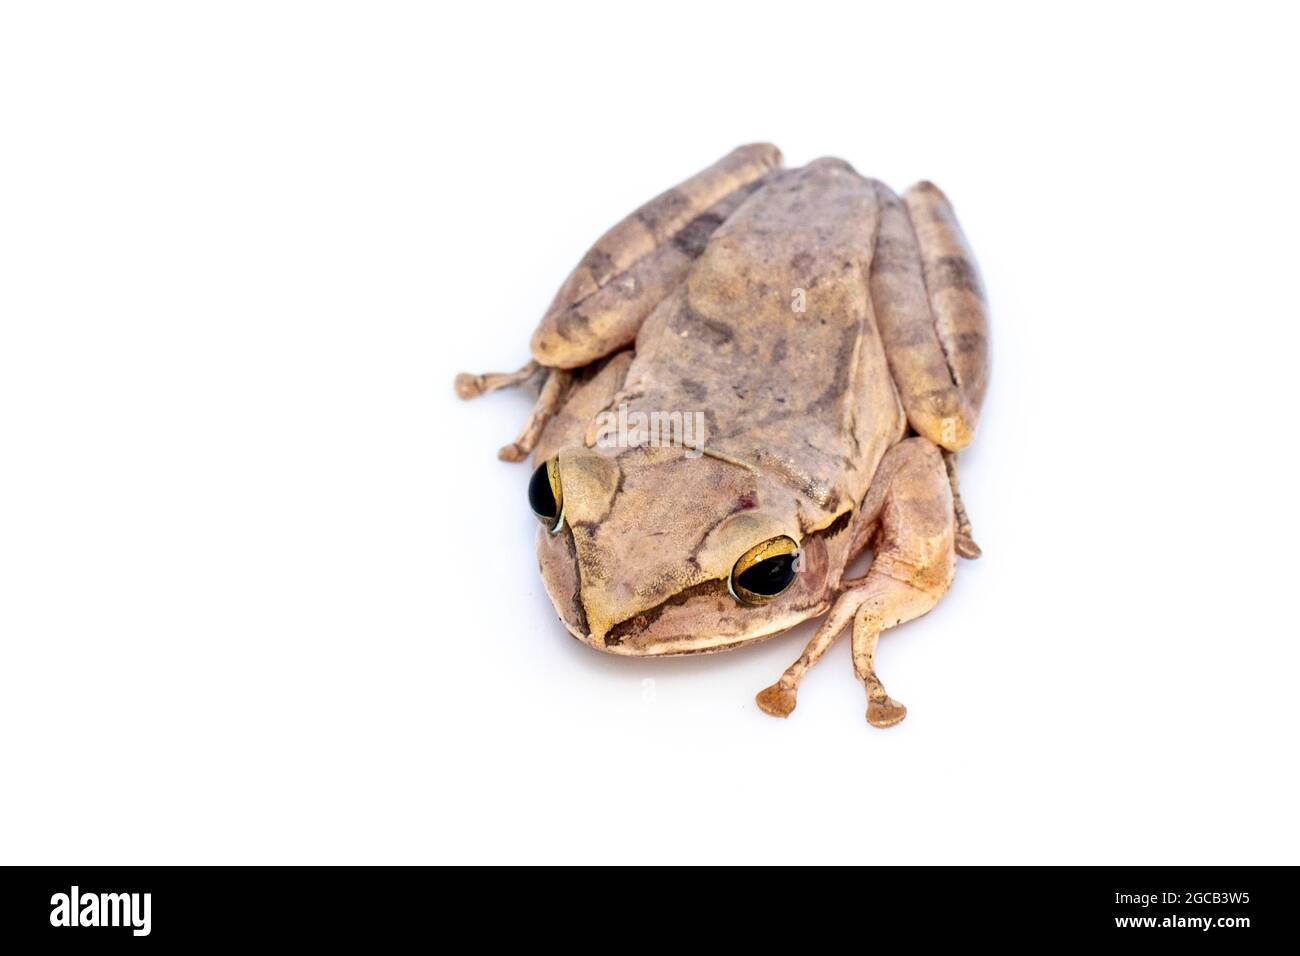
457,144 -> 989,726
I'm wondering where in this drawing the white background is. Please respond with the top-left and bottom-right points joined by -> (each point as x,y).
2,2 -> 1298,865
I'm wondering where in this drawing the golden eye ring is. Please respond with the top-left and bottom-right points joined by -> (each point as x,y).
527,456 -> 565,534
728,535 -> 800,604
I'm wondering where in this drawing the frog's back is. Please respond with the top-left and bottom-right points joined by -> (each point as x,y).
624,159 -> 904,529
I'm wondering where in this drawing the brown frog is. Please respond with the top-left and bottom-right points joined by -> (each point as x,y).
456,144 -> 989,726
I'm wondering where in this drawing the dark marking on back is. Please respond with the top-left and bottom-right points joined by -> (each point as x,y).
807,323 -> 858,411
558,307 -> 591,338
872,235 -> 915,274
672,211 -> 725,257
929,256 -> 986,301
580,248 -> 617,286
678,378 -> 708,403
679,301 -> 735,347
790,251 -> 815,274
637,190 -> 692,235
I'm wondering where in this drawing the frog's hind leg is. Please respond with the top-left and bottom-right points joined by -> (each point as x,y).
900,182 -> 990,422
850,438 -> 956,726
457,144 -> 782,463
942,448 -> 981,558
870,180 -> 989,558
755,438 -> 956,726
529,143 -> 782,370
755,587 -> 870,718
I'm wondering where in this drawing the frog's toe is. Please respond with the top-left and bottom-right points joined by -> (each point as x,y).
497,441 -> 528,462
454,360 -> 541,401
755,682 -> 798,718
955,533 -> 982,559
454,372 -> 486,400
866,696 -> 907,728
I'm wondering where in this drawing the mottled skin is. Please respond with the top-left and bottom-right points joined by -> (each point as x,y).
457,145 -> 990,725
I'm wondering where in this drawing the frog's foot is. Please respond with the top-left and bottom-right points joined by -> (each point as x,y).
851,588 -> 924,730
754,588 -> 869,719
942,449 -> 982,559
866,692 -> 908,728
755,680 -> 798,718
454,360 -> 542,400
860,653 -> 908,728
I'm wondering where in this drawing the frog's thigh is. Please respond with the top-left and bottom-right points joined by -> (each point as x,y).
905,182 -> 990,418
870,181 -> 989,451
531,143 -> 782,369
851,437 -> 956,726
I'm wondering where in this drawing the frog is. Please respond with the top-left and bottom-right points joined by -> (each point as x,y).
456,143 -> 989,726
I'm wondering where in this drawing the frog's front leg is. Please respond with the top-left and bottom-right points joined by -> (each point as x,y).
456,144 -> 782,461
871,180 -> 989,557
530,351 -> 633,466
496,365 -> 575,462
756,438 -> 955,726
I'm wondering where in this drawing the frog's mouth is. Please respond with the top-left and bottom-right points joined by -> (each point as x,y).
601,579 -> 732,649
536,521 -> 838,657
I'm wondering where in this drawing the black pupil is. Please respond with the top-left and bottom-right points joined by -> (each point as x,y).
737,553 -> 797,596
528,462 -> 557,521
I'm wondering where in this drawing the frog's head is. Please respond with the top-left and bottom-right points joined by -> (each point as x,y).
529,445 -> 837,655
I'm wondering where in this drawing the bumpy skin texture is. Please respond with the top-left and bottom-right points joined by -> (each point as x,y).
458,145 -> 990,724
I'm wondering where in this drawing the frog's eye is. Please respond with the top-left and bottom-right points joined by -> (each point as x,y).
729,536 -> 799,604
528,456 -> 565,534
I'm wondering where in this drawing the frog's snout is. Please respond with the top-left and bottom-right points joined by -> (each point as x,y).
534,522 -> 660,653
535,522 -> 599,647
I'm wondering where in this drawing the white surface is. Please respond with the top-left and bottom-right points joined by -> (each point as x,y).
2,2 -> 1298,865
